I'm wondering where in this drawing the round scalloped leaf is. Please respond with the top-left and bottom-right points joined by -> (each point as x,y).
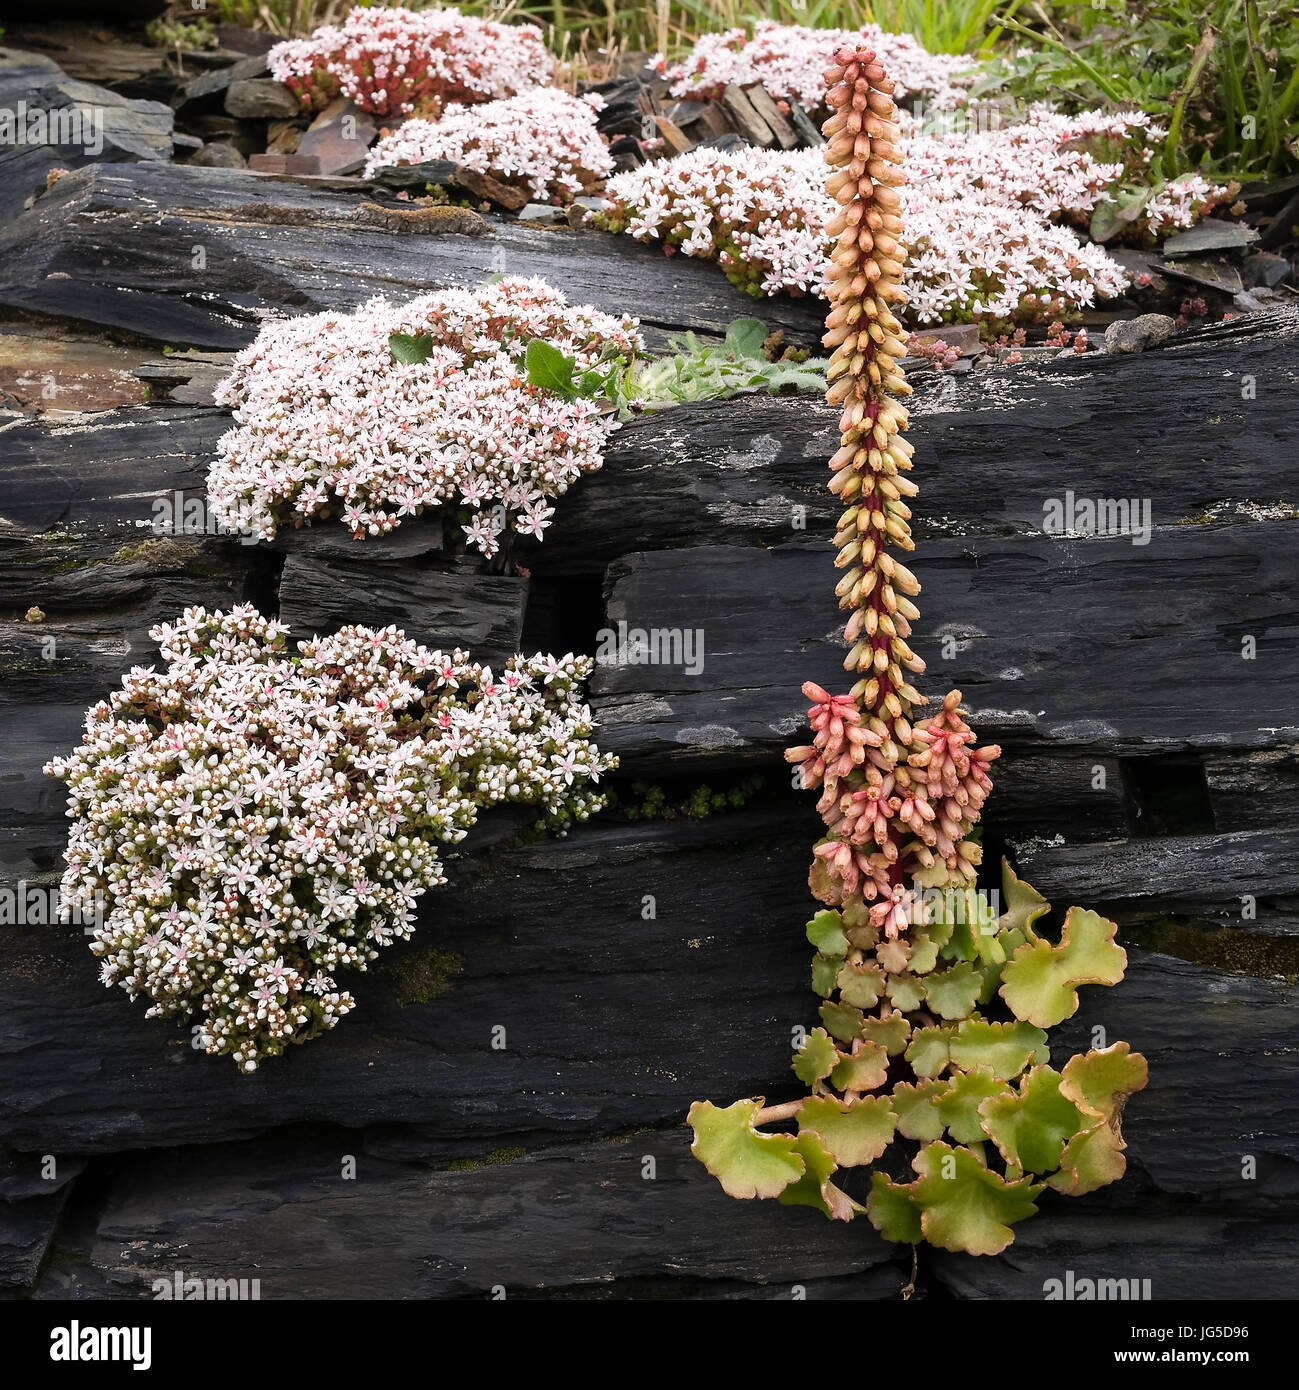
1048,1119 -> 1127,1195
906,1025 -> 954,1078
892,1079 -> 949,1141
837,961 -> 885,1008
908,931 -> 940,975
998,857 -> 1050,939
979,1065 -> 1088,1173
885,972 -> 925,1011
776,1131 -> 864,1221
829,1039 -> 890,1093
912,1142 -> 1041,1256
933,1066 -> 1013,1145
811,952 -> 840,997
876,939 -> 911,974
842,897 -> 880,948
820,1000 -> 865,1044
1059,1042 -> 1149,1123
949,1019 -> 1049,1079
861,1010 -> 910,1056
807,909 -> 849,956
999,907 -> 1127,1028
923,961 -> 984,1021
867,1172 -> 923,1244
792,1027 -> 840,1085
799,1093 -> 897,1166
687,1098 -> 805,1200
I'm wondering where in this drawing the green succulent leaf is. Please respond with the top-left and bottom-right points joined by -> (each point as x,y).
997,857 -> 1051,940
1059,1042 -> 1149,1123
807,909 -> 850,956
932,1065 -> 1013,1144
912,1141 -> 1041,1256
979,1065 -> 1088,1173
1000,907 -> 1127,1028
819,1000 -> 865,1045
1048,1119 -> 1128,1195
884,971 -> 925,1011
791,1026 -> 839,1085
724,317 -> 769,359
388,331 -> 433,365
867,1172 -> 923,1244
875,938 -> 911,973
799,1093 -> 897,1166
837,960 -> 886,1008
906,1025 -> 954,1078
524,339 -> 579,399
949,1019 -> 1049,1079
892,1079 -> 949,1141
687,1098 -> 805,1200
811,952 -> 840,997
923,960 -> 984,1021
829,1038 -> 890,1093
776,1131 -> 864,1221
860,1010 -> 910,1056
908,931 -> 940,975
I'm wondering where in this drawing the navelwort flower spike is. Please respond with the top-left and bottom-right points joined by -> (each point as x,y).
687,45 -> 1147,1258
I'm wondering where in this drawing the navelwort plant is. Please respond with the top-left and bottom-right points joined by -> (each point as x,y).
687,44 -> 1148,1257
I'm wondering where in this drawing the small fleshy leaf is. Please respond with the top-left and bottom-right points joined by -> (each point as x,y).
923,960 -> 984,1020
979,1065 -> 1088,1173
876,938 -> 910,974
932,1065 -> 1013,1144
861,1010 -> 910,1056
1048,1119 -> 1128,1195
1059,1042 -> 1149,1123
807,909 -> 849,956
1000,907 -> 1127,1028
867,1172 -> 923,1244
799,1093 -> 897,1166
949,1019 -> 1049,1079
776,1131 -> 864,1221
998,857 -> 1050,939
884,971 -> 925,1011
837,960 -> 885,1008
829,1039 -> 890,1093
906,1025 -> 954,1078
912,1142 -> 1041,1256
687,1098 -> 805,1200
908,931 -> 940,975
820,1000 -> 865,1044
791,1026 -> 839,1085
811,952 -> 840,996
892,1079 -> 949,1141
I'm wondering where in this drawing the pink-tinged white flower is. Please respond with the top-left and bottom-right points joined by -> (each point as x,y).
364,88 -> 612,203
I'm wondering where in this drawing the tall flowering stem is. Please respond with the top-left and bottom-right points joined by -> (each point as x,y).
687,47 -> 1147,1258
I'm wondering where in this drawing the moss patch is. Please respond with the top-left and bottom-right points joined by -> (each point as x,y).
439,1146 -> 526,1172
387,946 -> 464,1006
1120,919 -> 1299,982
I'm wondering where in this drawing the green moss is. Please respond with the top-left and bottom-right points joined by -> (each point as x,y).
440,1146 -> 526,1171
386,945 -> 464,1005
107,538 -> 198,568
1119,918 -> 1299,982
1173,511 -> 1214,525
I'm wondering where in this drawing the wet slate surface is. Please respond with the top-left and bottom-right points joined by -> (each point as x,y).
1,288 -> 1297,1297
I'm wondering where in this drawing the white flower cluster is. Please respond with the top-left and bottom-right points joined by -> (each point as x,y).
209,277 -> 643,555
364,88 -> 613,203
601,102 -> 1225,326
269,5 -> 553,116
45,604 -> 614,1070
659,20 -> 972,112
904,105 -> 1226,237
601,145 -> 1124,325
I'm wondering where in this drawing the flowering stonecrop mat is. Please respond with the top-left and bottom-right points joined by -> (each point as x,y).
45,606 -> 613,1070
686,43 -> 1147,1257
364,88 -> 613,203
269,4 -> 553,117
209,277 -> 642,556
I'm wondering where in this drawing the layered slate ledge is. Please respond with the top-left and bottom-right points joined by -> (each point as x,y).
0,161 -> 825,353
1,299 -> 1297,1297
